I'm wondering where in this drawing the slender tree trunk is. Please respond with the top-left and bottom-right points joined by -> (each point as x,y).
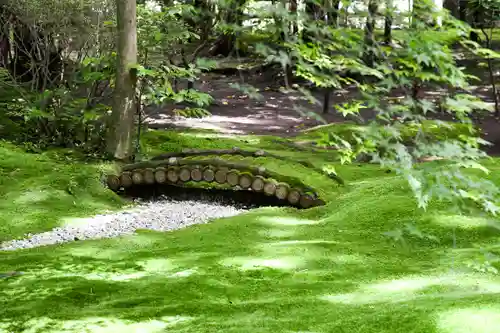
107,0 -> 138,162
384,0 -> 393,44
363,0 -> 378,68
443,0 -> 460,18
326,0 -> 341,26
0,5 -> 9,68
290,0 -> 298,34
481,29 -> 500,117
459,0 -> 468,22
303,0 -> 323,43
209,0 -> 245,56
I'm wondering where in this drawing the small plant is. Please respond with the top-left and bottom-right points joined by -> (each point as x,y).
468,0 -> 500,117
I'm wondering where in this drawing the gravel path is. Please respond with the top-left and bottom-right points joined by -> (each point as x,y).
0,195 -> 251,251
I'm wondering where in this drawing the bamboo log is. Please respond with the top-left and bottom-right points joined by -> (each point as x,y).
191,167 -> 203,182
154,167 -> 167,184
287,189 -> 301,205
239,173 -> 252,189
167,167 -> 179,183
120,171 -> 133,188
215,168 -> 228,184
132,170 -> 144,185
179,167 -> 191,182
107,175 -> 121,191
143,168 -> 155,184
251,175 -> 265,192
150,147 -> 344,185
125,159 -> 288,185
263,179 -> 278,196
275,182 -> 290,200
203,167 -> 215,182
226,169 -> 240,186
122,158 -> 318,195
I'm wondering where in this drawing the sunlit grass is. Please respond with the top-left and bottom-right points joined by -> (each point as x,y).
1,129 -> 500,332
437,307 -> 500,333
0,142 -> 124,241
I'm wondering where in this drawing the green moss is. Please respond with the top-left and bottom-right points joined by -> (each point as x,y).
0,141 -> 124,242
1,127 -> 500,333
296,120 -> 477,147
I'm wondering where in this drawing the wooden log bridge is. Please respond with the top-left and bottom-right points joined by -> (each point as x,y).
151,147 -> 344,185
106,153 -> 328,209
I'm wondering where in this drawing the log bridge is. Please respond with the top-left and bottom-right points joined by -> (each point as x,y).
106,148 -> 338,209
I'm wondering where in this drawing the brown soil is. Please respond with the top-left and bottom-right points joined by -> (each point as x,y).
146,65 -> 500,155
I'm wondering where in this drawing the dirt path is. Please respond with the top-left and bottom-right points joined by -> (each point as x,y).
145,71 -> 500,154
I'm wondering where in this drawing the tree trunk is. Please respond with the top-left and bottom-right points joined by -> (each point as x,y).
209,0 -> 245,57
384,0 -> 393,44
303,0 -> 324,43
289,0 -> 298,35
0,5 -> 9,68
443,0 -> 460,18
459,0 -> 468,22
327,0 -> 341,27
363,0 -> 378,68
107,0 -> 138,162
481,29 -> 500,117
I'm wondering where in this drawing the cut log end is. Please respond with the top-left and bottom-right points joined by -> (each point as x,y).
263,180 -> 278,196
154,167 -> 167,184
275,183 -> 290,200
215,168 -> 228,184
191,167 -> 203,182
287,189 -> 301,205
144,168 -> 155,184
179,167 -> 191,182
239,174 -> 252,189
132,170 -> 144,185
203,167 -> 215,182
251,175 -> 265,192
107,175 -> 121,191
167,167 -> 179,183
226,169 -> 240,186
120,172 -> 133,188
299,193 -> 315,208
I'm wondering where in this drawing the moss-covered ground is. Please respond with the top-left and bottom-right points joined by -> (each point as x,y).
1,127 -> 500,333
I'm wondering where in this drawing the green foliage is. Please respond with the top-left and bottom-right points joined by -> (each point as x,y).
0,141 -> 123,241
134,4 -> 215,123
2,133 -> 500,331
0,2 -> 217,155
173,107 -> 211,118
0,59 -> 112,154
250,0 -> 500,217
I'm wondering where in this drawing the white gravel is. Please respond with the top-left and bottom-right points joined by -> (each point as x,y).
0,195 -> 250,251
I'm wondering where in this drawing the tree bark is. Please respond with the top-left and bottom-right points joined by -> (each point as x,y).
0,5 -> 9,68
209,0 -> 245,56
443,0 -> 460,18
289,0 -> 298,34
302,0 -> 324,43
107,0 -> 138,162
459,0 -> 468,22
327,0 -> 341,27
363,0 -> 378,68
384,0 -> 393,44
